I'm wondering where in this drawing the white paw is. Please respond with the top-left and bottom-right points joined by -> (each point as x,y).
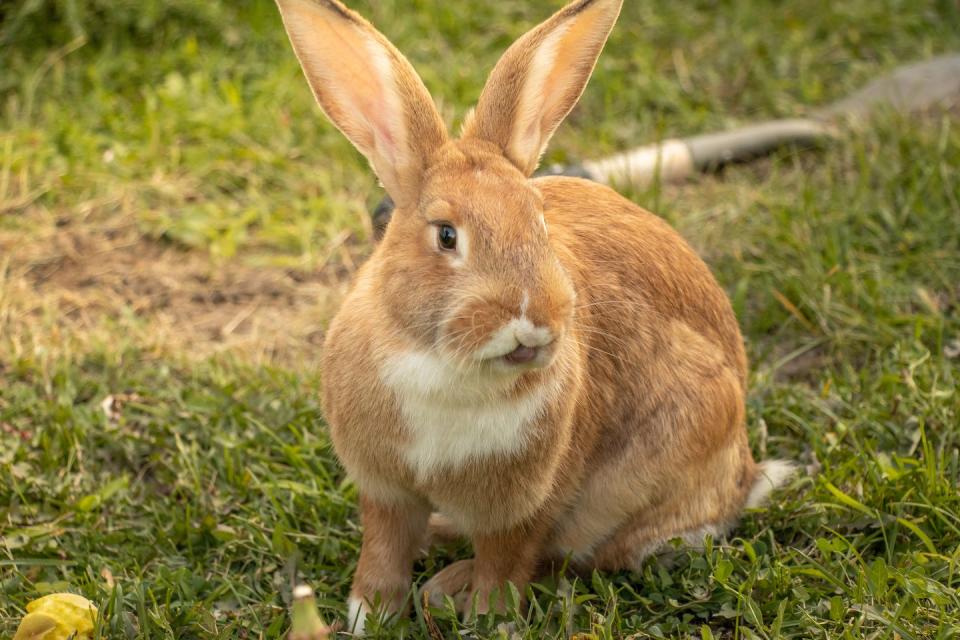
346,596 -> 370,636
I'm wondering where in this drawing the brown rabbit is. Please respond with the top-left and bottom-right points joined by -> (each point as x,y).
275,0 -> 794,632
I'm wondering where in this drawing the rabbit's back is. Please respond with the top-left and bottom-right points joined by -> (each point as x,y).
537,176 -> 756,563
538,176 -> 747,382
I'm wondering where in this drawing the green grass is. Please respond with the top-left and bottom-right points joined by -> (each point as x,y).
2,0 -> 960,638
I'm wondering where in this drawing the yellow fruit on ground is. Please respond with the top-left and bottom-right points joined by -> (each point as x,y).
13,593 -> 98,640
11,612 -> 58,640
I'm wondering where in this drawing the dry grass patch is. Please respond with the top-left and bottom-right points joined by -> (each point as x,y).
1,209 -> 354,367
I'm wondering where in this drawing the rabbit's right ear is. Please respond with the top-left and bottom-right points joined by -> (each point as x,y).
276,0 -> 448,207
464,0 -> 623,176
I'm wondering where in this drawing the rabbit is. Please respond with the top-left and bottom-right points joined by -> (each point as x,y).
274,0 -> 795,632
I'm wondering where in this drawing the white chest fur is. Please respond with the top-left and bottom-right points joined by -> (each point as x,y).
379,350 -> 550,479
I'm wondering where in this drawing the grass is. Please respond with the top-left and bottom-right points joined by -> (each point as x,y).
1,0 -> 959,638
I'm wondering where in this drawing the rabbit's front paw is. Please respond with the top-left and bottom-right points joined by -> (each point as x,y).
420,559 -> 474,611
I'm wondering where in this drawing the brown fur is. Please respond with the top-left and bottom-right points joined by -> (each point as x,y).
275,0 -> 789,627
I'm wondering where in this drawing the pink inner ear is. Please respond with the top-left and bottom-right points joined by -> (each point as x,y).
522,118 -> 541,159
344,71 -> 401,167
350,42 -> 404,168
374,119 -> 398,163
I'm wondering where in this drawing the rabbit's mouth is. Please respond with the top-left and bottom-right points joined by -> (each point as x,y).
504,344 -> 539,365
479,338 -> 558,373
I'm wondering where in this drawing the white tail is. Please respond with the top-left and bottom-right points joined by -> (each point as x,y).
746,460 -> 797,509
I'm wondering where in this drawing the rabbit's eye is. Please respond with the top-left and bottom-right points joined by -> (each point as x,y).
438,224 -> 458,251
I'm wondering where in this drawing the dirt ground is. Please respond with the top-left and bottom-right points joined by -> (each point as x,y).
0,214 -> 353,366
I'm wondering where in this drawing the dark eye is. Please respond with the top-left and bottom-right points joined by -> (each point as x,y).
437,224 -> 457,251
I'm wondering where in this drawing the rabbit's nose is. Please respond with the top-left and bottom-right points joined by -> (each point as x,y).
515,323 -> 554,348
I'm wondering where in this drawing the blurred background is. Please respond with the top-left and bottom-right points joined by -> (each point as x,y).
2,1 -> 959,638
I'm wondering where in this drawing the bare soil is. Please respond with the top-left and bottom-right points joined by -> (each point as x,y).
0,216 -> 352,365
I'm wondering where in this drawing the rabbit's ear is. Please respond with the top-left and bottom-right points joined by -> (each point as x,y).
465,0 -> 622,176
276,0 -> 447,206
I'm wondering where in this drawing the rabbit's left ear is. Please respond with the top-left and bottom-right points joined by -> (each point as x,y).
465,0 -> 623,176
276,0 -> 448,207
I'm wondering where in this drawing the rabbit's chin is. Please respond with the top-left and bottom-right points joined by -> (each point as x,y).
477,345 -> 559,377
431,352 -> 557,391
